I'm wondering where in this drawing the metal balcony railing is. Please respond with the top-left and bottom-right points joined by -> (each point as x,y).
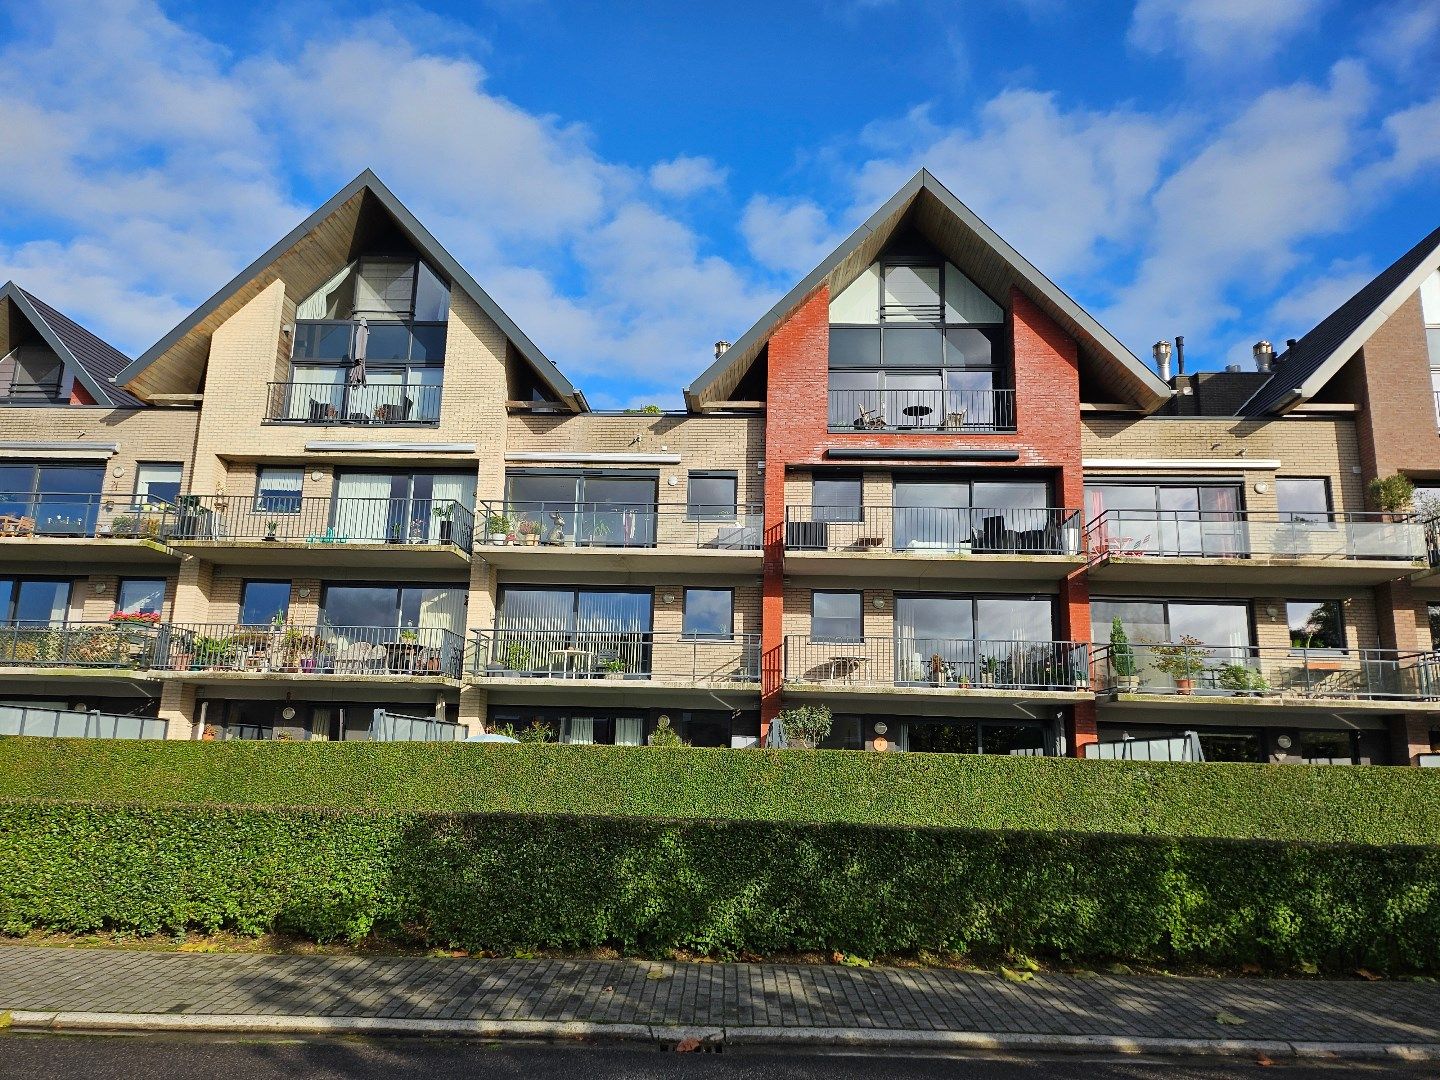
783,635 -> 1091,691
0,493 -> 175,540
265,381 -> 442,425
0,703 -> 166,739
0,621 -> 161,669
828,388 -> 1016,433
1084,510 -> 1424,562
472,628 -> 761,685
1092,642 -> 1440,701
154,622 -> 464,679
783,505 -> 1083,555
1,380 -> 66,403
171,495 -> 474,549
477,501 -> 762,551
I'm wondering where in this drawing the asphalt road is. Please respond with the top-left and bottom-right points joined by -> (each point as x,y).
0,1034 -> 1432,1079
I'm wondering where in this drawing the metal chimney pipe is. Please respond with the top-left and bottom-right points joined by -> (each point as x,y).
1152,340 -> 1173,381
713,340 -> 731,360
1175,335 -> 1186,376
1253,340 -> 1274,373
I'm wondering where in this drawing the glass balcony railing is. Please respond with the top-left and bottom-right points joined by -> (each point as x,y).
477,501 -> 762,551
0,493 -> 175,540
472,628 -> 761,685
1084,510 -> 1424,562
783,635 -> 1091,691
0,703 -> 166,739
171,495 -> 473,550
154,623 -> 465,679
265,381 -> 442,424
828,389 -> 1016,433
784,505 -> 1082,555
1093,642 -> 1440,701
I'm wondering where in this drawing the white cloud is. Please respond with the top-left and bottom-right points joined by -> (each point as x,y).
1362,1 -> 1440,73
1361,95 -> 1440,189
739,196 -> 846,275
648,155 -> 729,198
1128,0 -> 1325,64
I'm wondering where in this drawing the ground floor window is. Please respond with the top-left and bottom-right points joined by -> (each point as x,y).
488,706 -> 758,748
1095,723 -> 1382,765
202,700 -> 458,742
828,714 -> 1053,755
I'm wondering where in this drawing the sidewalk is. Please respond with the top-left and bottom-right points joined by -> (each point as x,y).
3,945 -> 1439,1060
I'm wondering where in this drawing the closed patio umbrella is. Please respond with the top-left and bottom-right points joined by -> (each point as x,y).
348,317 -> 369,386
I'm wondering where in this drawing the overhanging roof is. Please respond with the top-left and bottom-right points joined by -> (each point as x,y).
685,169 -> 1171,411
0,281 -> 141,407
1241,224 -> 1440,416
117,170 -> 582,410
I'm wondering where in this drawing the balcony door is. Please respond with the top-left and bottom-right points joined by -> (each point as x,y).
505,471 -> 658,547
893,594 -> 1054,686
332,471 -> 474,544
1086,482 -> 1243,556
0,577 -> 71,626
0,462 -> 104,536
893,476 -> 1051,553
497,587 -> 652,675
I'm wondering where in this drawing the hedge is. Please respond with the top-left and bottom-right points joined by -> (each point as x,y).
3,800 -> 1439,973
4,739 -> 1440,844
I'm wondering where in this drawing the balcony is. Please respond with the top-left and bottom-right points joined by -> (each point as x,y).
0,702 -> 166,739
829,389 -> 1016,434
1084,510 -> 1425,585
1093,642 -> 1440,713
0,620 -> 161,675
475,502 -> 763,572
782,635 -> 1092,708
783,505 -> 1084,580
471,628 -> 761,699
264,381 -> 442,425
0,494 -> 180,564
152,622 -> 464,684
165,495 -> 473,568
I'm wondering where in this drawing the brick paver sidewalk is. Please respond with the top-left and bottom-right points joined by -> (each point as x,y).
3,945 -> 1439,1047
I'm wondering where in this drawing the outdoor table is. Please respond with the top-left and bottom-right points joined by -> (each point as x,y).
827,655 -> 868,683
901,404 -> 933,428
551,646 -> 593,678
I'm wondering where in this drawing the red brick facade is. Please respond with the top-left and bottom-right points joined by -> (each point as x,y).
760,283 -> 1092,748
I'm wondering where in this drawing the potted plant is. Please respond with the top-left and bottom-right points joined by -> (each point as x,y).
776,704 -> 833,749
263,519 -> 279,541
434,502 -> 458,542
111,514 -> 138,538
1217,661 -> 1269,696
588,519 -> 613,546
1369,472 -> 1415,521
399,628 -> 419,645
516,518 -> 541,546
978,655 -> 1000,687
647,714 -> 687,747
485,512 -> 513,545
598,656 -> 627,679
1109,617 -> 1140,693
174,494 -> 212,540
929,653 -> 948,687
192,635 -> 235,670
501,641 -> 533,674
1151,636 -> 1210,695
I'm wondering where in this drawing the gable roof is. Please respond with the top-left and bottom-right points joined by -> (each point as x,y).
1242,224 -> 1440,416
685,169 -> 1171,411
0,282 -> 141,407
117,170 -> 583,409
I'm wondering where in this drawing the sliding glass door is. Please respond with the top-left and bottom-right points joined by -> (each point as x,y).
1091,599 -> 1251,690
893,594 -> 1055,686
1086,482 -> 1244,556
893,477 -> 1052,553
0,577 -> 71,626
505,471 -> 658,547
0,463 -> 104,536
332,471 -> 474,544
496,587 -> 652,676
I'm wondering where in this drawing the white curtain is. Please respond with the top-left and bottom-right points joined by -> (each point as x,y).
353,261 -> 415,319
334,473 -> 392,543
430,474 -> 475,542
417,587 -> 465,635
296,263 -> 356,321
615,717 -> 644,746
562,716 -> 595,745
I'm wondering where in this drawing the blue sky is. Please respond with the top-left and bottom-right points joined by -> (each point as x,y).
0,0 -> 1437,408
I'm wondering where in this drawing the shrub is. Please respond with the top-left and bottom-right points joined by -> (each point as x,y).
2,801 -> 1439,973
5,740 -> 1440,846
778,704 -> 833,749
647,715 -> 685,747
1369,473 -> 1415,514
1108,617 -> 1136,678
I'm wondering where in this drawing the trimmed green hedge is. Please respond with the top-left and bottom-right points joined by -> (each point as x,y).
4,739 -> 1440,844
3,800 -> 1439,973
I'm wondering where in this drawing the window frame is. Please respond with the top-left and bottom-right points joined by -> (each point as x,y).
811,589 -> 864,645
1286,599 -> 1347,654
133,461 -> 184,507
115,578 -> 166,618
686,470 -> 738,522
681,587 -> 735,642
238,580 -> 292,628
1275,477 -> 1334,524
254,467 -> 304,515
812,472 -> 864,524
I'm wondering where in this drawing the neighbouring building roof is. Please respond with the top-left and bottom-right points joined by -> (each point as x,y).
0,281 -> 142,407
684,168 -> 1173,412
1242,223 -> 1440,416
116,170 -> 584,410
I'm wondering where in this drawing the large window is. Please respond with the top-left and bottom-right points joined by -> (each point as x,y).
506,470 -> 658,546
1092,598 -> 1251,689
682,588 -> 733,640
322,583 -> 466,633
333,471 -> 475,544
1085,481 -> 1244,556
893,476 -> 1052,552
116,579 -> 165,618
1423,270 -> 1440,421
134,463 -> 183,507
240,581 -> 290,627
893,594 -> 1056,685
812,591 -> 863,644
1276,478 -> 1331,522
687,472 -> 738,521
827,259 -> 1008,432
495,587 -> 652,676
0,462 -> 104,535
0,577 -> 71,625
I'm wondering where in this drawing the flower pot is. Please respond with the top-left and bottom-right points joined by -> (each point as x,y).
1174,677 -> 1195,695
489,532 -> 507,545
1118,675 -> 1141,693
438,521 -> 453,542
524,534 -> 539,546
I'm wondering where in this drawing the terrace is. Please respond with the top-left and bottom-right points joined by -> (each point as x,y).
471,628 -> 761,692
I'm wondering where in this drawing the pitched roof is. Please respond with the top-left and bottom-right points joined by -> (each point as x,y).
117,170 -> 583,409
1242,224 -> 1440,416
0,282 -> 141,407
685,169 -> 1171,411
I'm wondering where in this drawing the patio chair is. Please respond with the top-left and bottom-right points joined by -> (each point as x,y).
853,405 -> 886,430
941,410 -> 968,432
333,640 -> 370,674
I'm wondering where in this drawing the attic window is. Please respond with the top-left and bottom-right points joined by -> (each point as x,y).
296,258 -> 450,323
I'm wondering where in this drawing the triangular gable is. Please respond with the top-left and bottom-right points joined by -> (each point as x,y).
117,170 -> 583,410
0,281 -> 137,407
1241,224 -> 1440,416
685,169 -> 1171,411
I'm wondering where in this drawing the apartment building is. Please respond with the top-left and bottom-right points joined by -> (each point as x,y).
2,169 -> 1438,764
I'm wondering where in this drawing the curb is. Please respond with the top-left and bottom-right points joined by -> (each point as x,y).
7,1011 -> 1440,1061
